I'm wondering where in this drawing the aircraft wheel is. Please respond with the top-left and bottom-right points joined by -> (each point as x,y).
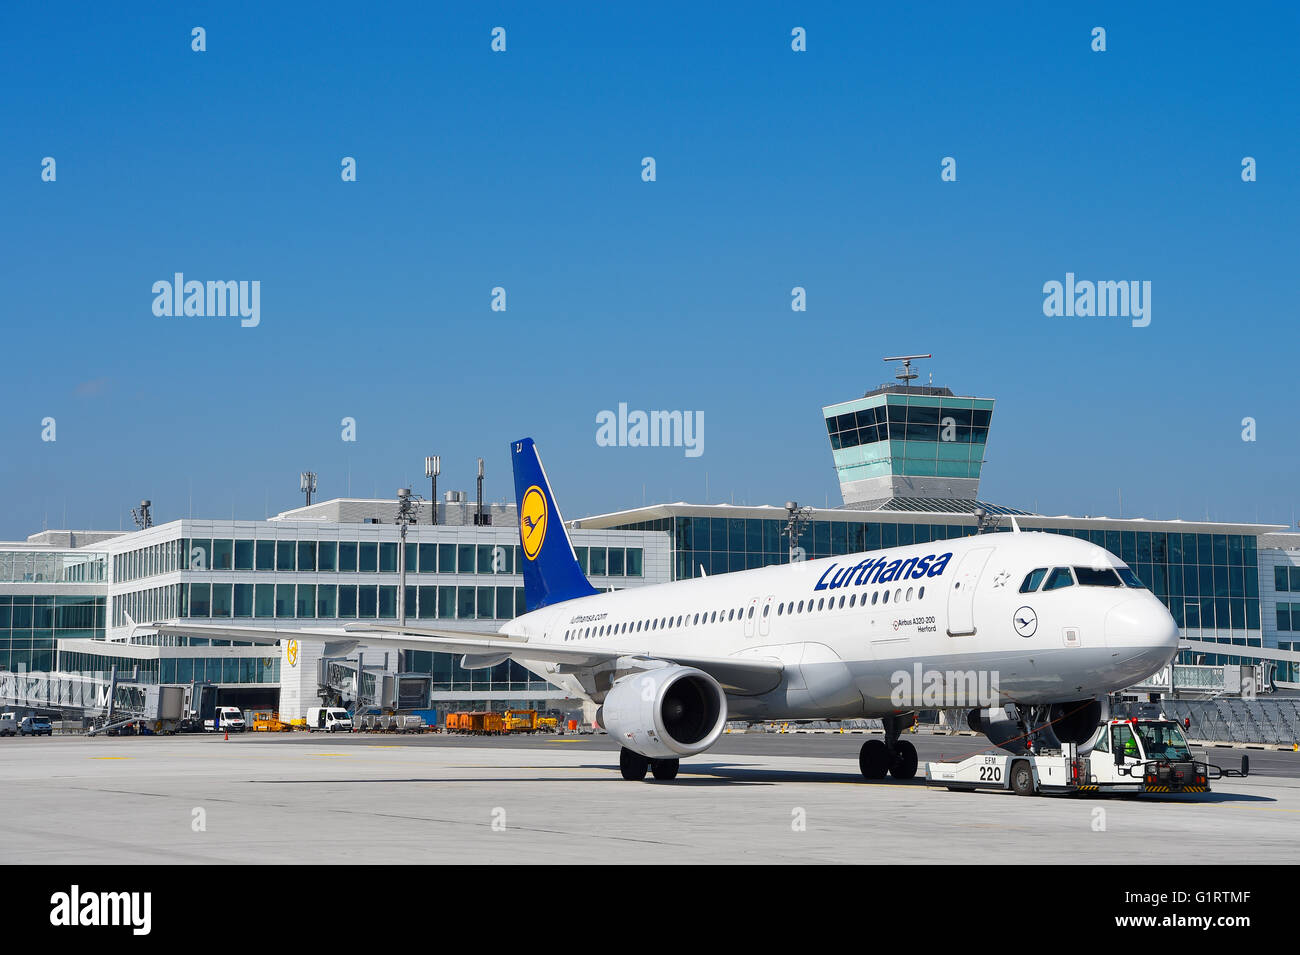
1010,760 -> 1036,796
890,739 -> 918,780
651,758 -> 680,781
620,747 -> 649,781
859,739 -> 889,779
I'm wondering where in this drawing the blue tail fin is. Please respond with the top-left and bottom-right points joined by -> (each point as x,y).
511,438 -> 598,611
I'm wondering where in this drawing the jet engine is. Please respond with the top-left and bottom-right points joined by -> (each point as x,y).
1049,699 -> 1104,745
599,666 -> 728,759
967,705 -> 1029,755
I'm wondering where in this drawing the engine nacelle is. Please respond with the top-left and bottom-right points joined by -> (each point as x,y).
1050,699 -> 1104,744
967,705 -> 1029,755
600,666 -> 728,759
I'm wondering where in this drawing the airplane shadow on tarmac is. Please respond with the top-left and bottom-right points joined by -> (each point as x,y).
247,766 -> 1278,798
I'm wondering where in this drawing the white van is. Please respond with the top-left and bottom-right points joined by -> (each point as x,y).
203,706 -> 247,733
307,707 -> 352,733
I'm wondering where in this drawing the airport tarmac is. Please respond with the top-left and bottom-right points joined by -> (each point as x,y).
1,733 -> 1297,864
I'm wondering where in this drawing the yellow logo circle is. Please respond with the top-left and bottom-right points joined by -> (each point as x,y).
520,485 -> 548,560
287,640 -> 299,667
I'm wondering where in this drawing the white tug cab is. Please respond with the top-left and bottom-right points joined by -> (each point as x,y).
927,710 -> 1250,797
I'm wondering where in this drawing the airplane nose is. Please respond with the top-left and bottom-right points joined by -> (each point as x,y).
1105,597 -> 1179,658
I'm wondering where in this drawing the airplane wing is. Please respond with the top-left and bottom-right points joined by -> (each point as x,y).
150,621 -> 783,696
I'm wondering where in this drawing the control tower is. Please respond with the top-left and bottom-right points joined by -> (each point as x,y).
823,355 -> 997,509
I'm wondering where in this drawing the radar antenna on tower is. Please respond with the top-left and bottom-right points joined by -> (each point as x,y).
882,353 -> 932,392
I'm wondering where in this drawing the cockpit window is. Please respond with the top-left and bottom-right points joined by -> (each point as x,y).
1042,567 -> 1074,591
1019,568 -> 1048,593
1073,566 -> 1122,587
1116,566 -> 1146,589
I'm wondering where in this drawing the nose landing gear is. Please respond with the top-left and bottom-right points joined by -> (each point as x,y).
859,714 -> 919,780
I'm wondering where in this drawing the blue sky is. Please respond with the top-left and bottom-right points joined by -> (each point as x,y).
2,2 -> 1297,539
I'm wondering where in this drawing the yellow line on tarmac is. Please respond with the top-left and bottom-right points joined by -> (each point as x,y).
91,756 -> 131,760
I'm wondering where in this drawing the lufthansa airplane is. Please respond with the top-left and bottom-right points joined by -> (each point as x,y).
157,438 -> 1179,782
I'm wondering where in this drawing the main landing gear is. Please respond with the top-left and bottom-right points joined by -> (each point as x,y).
858,714 -> 919,781
620,747 -> 680,781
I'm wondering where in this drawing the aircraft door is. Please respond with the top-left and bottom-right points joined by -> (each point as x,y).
946,546 -> 994,636
744,597 -> 759,638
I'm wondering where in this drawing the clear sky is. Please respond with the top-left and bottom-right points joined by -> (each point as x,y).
2,2 -> 1297,540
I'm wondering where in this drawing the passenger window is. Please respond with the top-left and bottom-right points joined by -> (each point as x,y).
1043,567 -> 1075,591
1020,568 -> 1048,593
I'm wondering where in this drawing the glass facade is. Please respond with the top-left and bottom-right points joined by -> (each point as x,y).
1,551 -> 106,583
0,595 -> 105,672
611,515 -> 1261,640
56,650 -> 280,685
101,529 -> 648,696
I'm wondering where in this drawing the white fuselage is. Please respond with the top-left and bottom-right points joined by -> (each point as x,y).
502,532 -> 1179,720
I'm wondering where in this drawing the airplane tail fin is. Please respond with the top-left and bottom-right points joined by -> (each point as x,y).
511,438 -> 598,612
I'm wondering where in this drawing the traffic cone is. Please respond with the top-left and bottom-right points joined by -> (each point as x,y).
224,730 -> 228,741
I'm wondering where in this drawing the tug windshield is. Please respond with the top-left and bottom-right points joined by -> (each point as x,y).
1134,721 -> 1192,761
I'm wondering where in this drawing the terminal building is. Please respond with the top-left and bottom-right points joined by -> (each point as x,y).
2,366 -> 1298,723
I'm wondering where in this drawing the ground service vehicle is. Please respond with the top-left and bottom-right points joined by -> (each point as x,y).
306,706 -> 352,732
446,711 -> 504,734
504,709 -> 538,732
203,706 -> 247,732
0,715 -> 16,737
928,715 -> 1249,796
19,716 -> 52,737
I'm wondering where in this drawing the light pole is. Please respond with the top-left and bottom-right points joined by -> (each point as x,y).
783,501 -> 814,563
425,456 -> 439,525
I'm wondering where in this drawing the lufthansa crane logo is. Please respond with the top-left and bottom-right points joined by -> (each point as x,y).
1013,606 -> 1038,638
286,639 -> 299,667
520,485 -> 548,560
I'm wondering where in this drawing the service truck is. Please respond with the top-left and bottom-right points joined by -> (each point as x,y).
203,706 -> 247,733
927,714 -> 1248,797
306,706 -> 352,733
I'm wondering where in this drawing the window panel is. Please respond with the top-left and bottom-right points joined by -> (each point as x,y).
339,542 -> 357,572
212,539 -> 234,570
317,541 -> 337,571
276,542 -> 295,572
359,542 -> 378,573
316,585 -> 337,618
